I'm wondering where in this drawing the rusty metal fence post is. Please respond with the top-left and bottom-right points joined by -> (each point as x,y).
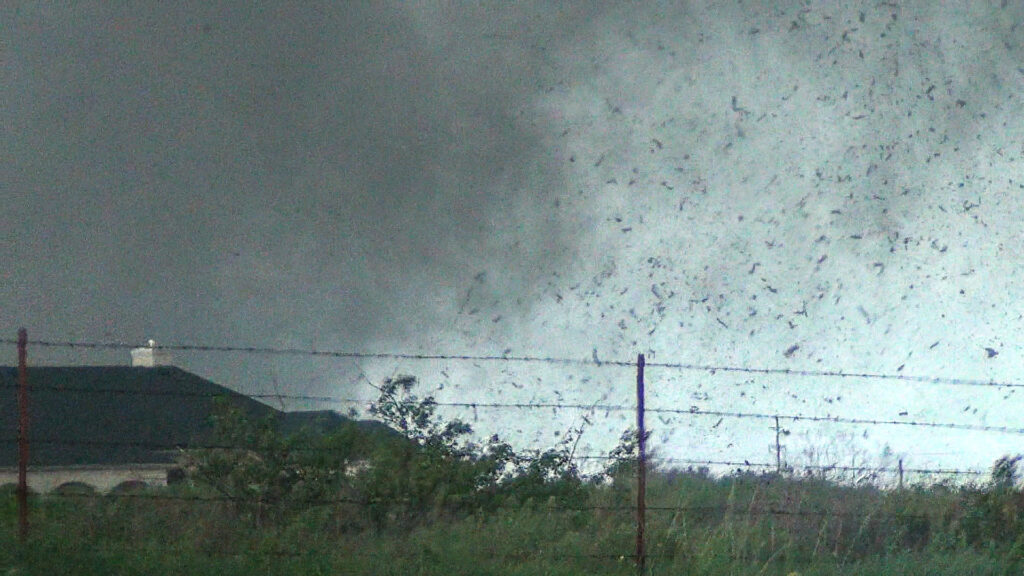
17,328 -> 29,543
635,353 -> 646,575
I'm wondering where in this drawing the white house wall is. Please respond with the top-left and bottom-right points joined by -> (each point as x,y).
0,463 -> 170,493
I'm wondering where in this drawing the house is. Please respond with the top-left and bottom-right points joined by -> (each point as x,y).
0,343 -> 388,493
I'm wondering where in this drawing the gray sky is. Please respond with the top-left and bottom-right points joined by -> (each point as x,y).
4,1 -> 1023,478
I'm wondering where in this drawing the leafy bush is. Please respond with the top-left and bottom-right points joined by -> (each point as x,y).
170,378 -> 1024,572
184,375 -> 585,529
959,455 -> 1023,547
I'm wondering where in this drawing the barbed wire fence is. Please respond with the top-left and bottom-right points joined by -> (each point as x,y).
2,331 -> 1020,570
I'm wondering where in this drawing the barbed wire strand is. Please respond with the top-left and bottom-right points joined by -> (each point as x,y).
2,380 -> 1017,436
0,436 -> 618,461
4,337 -> 1024,390
0,338 -> 632,368
0,437 -> 986,477
38,490 -> 944,522
0,382 -> 362,404
3,529 -> 679,563
3,337 -> 1011,566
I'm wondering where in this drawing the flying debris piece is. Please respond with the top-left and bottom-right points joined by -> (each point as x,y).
784,344 -> 800,358
985,347 -> 999,358
898,411 -> 908,416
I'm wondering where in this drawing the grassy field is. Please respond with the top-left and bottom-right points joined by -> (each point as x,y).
3,385 -> 1020,574
2,468 -> 1022,576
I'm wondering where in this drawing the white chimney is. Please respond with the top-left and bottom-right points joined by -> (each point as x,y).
130,339 -> 172,367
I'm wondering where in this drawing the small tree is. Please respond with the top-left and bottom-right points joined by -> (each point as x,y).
606,427 -> 653,483
182,400 -> 293,523
183,399 -> 366,524
360,375 -> 515,525
991,455 -> 1022,490
960,454 -> 1024,547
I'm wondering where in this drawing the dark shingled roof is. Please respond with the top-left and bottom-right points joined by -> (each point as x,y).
279,409 -> 400,440
0,366 -> 277,467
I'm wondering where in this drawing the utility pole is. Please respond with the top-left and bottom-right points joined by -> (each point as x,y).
774,416 -> 782,474
635,353 -> 646,576
17,328 -> 29,543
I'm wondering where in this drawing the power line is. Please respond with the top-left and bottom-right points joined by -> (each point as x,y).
650,457 -> 985,476
647,406 -> 1024,435
444,403 -> 1024,436
645,359 -> 1024,390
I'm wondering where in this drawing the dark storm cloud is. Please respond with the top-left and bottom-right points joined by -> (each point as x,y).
3,2 -> 601,348
6,1 -> 1024,470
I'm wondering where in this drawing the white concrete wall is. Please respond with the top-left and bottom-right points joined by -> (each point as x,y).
0,464 -> 171,493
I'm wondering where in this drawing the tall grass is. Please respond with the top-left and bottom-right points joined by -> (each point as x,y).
2,468 -> 1021,575
3,384 -> 1020,574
